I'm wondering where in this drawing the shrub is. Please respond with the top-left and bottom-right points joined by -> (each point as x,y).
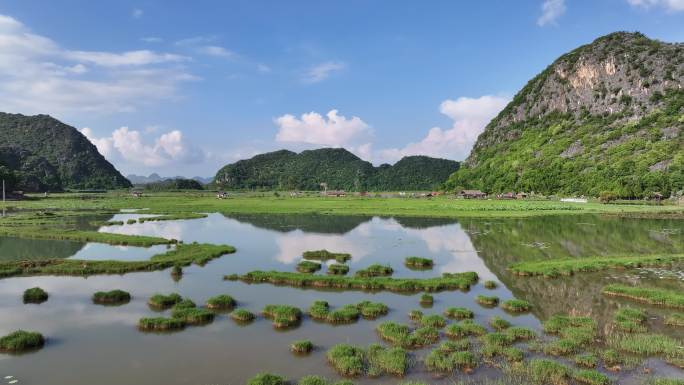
138,317 -> 185,331
248,373 -> 287,385
326,344 -> 365,376
420,314 -> 447,328
327,264 -> 349,275
367,343 -> 409,376
404,257 -> 433,270
231,309 -> 256,323
0,330 -> 45,352
355,264 -> 393,278
444,307 -> 474,319
206,294 -> 236,309
484,280 -> 498,289
92,289 -> 131,305
476,295 -> 499,307
502,299 -> 532,312
291,340 -> 314,354
148,293 -> 182,309
23,287 -> 48,304
599,191 -> 618,203
297,260 -> 322,273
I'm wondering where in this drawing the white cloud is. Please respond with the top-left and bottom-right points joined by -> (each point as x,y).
132,8 -> 144,18
275,109 -> 372,157
627,0 -> 684,11
377,95 -> 509,163
0,13 -> 195,117
257,63 -> 271,73
197,45 -> 235,58
80,126 -> 205,167
537,0 -> 566,26
302,61 -> 346,83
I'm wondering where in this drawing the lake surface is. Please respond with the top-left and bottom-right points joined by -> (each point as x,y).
0,213 -> 683,385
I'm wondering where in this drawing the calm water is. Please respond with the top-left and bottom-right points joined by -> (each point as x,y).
0,213 -> 683,385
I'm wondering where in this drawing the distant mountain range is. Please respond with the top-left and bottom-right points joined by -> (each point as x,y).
0,112 -> 130,192
127,173 -> 212,185
446,32 -> 684,198
213,148 -> 459,191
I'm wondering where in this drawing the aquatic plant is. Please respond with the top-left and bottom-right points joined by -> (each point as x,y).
572,369 -> 611,385
357,301 -> 388,319
148,293 -> 183,309
308,300 -> 330,320
355,264 -> 393,278
326,344 -> 365,377
376,321 -> 439,348
367,343 -> 409,376
613,307 -> 647,333
501,299 -> 531,312
404,257 -> 433,270
126,218 -> 137,224
206,294 -> 236,309
173,298 -> 197,309
607,333 -> 681,358
231,309 -> 256,323
171,307 -> 215,325
445,320 -> 487,339
303,250 -> 351,263
574,353 -> 598,368
138,317 -> 185,331
482,332 -> 515,347
489,316 -> 511,331
601,349 -> 623,368
0,330 -> 45,352
603,284 -> 684,309
505,326 -> 537,341
419,294 -> 433,306
23,287 -> 48,304
326,305 -> 361,323
476,295 -> 499,307
437,339 -> 470,352
424,348 -> 476,372
664,312 -> 684,327
420,314 -> 446,328
92,289 -> 131,305
263,304 -> 302,328
647,378 -> 684,385
297,376 -> 328,385
297,260 -> 322,273
247,373 -> 287,385
327,264 -> 349,275
528,359 -> 570,385
291,340 -> 314,354
543,314 -> 596,356
443,307 -> 474,320
510,254 -> 684,278
230,270 -> 479,293
484,280 -> 498,289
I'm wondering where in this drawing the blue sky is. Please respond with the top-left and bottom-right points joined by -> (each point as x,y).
0,0 -> 682,177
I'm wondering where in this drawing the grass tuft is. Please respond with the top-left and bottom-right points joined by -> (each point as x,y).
613,307 -> 647,333
327,264 -> 349,275
148,293 -> 183,309
138,317 -> 186,331
484,280 -> 498,289
326,344 -> 365,377
489,316 -> 511,331
23,287 -> 48,304
206,294 -> 236,309
355,264 -> 393,278
444,307 -> 474,320
0,330 -> 45,352
445,320 -> 487,339
263,304 -> 302,328
603,284 -> 684,309
231,309 -> 256,323
501,299 -> 532,312
297,260 -> 322,273
303,250 -> 351,263
248,373 -> 287,385
291,340 -> 314,354
420,314 -> 447,328
92,289 -> 130,305
367,343 -> 409,377
476,295 -> 499,307
510,254 -> 684,278
664,312 -> 684,327
404,257 -> 433,270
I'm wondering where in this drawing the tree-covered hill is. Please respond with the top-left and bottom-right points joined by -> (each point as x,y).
446,32 -> 684,198
143,178 -> 204,191
213,148 -> 459,191
0,112 -> 131,191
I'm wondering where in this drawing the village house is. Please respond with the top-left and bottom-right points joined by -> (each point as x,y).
324,190 -> 346,197
458,189 -> 486,199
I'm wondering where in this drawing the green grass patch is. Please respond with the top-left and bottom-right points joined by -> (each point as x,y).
489,316 -> 511,331
263,304 -> 302,328
327,264 -> 349,275
603,284 -> 684,309
574,353 -> 598,368
248,373 -> 287,385
408,309 -> 423,320
510,254 -> 684,278
613,307 -> 647,333
291,340 -> 314,354
229,270 -> 479,293
206,294 -> 236,309
297,260 -> 322,273
437,339 -> 470,352
543,315 -> 597,356
303,250 -> 351,263
664,312 -> 684,327
231,309 -> 256,323
376,321 -> 439,348
528,359 -> 571,385
420,314 -> 446,328
572,369 -> 611,385
419,294 -> 433,305
484,280 -> 498,289
367,343 -> 409,377
445,320 -> 487,339
327,304 -> 361,324
138,317 -> 186,331
171,307 -> 215,325
355,264 -> 393,278
23,287 -> 48,304
308,300 -> 330,320
424,348 -> 476,372
357,301 -> 388,319
443,307 -> 474,320
148,293 -> 183,309
647,378 -> 684,385
1,243 -> 235,279
0,330 -> 45,352
326,344 -> 365,377
476,295 -> 499,307
501,299 -> 532,312
92,289 -> 130,305
404,257 -> 433,270
607,333 -> 682,358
